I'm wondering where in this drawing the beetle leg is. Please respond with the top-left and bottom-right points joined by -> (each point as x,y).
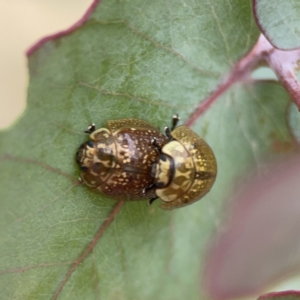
84,123 -> 96,134
164,126 -> 172,140
143,184 -> 158,206
142,183 -> 156,195
151,137 -> 162,153
171,114 -> 180,130
147,196 -> 158,206
164,114 -> 180,139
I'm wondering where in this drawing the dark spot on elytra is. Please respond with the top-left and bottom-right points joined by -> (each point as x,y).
97,151 -> 116,163
173,175 -> 189,185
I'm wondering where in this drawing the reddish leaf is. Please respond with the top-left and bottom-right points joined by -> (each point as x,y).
258,290 -> 300,300
204,156 -> 300,300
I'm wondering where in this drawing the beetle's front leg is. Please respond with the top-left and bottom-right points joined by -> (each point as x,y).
84,123 -> 96,134
150,137 -> 163,153
147,196 -> 158,206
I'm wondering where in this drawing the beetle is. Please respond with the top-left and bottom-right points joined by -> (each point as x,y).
76,118 -> 168,201
145,115 -> 217,210
76,115 -> 217,210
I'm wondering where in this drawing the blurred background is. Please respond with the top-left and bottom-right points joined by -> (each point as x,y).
0,0 -> 278,130
0,0 -> 92,129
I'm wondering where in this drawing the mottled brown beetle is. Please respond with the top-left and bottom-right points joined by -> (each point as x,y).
76,116 -> 217,210
76,119 -> 168,201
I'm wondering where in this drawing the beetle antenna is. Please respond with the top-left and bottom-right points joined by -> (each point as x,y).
171,114 -> 180,130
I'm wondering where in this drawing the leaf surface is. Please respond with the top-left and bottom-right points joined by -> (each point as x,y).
254,0 -> 300,49
0,1 -> 295,299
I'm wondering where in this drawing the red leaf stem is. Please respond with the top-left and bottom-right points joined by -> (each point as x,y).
51,201 -> 124,300
186,34 -> 300,127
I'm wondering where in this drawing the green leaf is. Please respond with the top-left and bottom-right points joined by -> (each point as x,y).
254,0 -> 300,50
287,101 -> 300,143
0,1 -> 294,299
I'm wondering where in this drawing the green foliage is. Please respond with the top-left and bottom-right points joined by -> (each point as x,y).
0,0 -> 294,299
254,0 -> 300,49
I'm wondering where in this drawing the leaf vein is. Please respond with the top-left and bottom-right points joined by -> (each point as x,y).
78,81 -> 183,108
95,19 -> 218,77
51,201 -> 124,300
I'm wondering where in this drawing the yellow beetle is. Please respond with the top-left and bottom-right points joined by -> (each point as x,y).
146,115 -> 217,210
